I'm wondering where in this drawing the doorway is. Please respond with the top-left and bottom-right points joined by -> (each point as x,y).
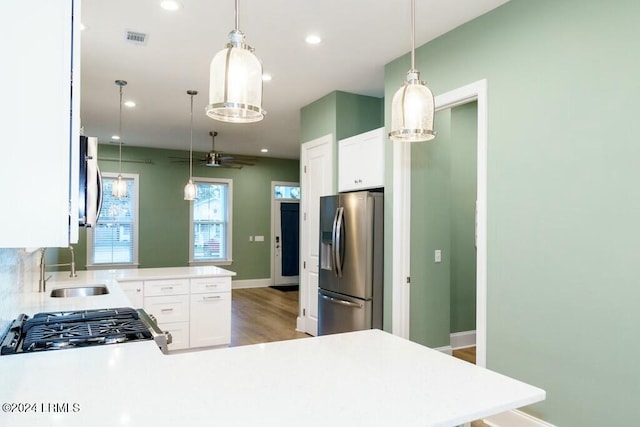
271,182 -> 300,286
409,102 -> 478,354
393,79 -> 488,367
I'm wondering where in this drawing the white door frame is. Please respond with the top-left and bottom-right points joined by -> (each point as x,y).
270,181 -> 300,286
392,79 -> 488,367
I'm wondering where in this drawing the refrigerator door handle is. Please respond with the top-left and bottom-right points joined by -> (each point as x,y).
334,206 -> 345,278
319,293 -> 363,308
331,206 -> 340,277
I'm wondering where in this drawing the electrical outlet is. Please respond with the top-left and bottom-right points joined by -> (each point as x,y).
254,235 -> 265,242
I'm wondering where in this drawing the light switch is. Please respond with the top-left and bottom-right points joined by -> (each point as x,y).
434,250 -> 442,263
254,235 -> 265,242
249,236 -> 254,242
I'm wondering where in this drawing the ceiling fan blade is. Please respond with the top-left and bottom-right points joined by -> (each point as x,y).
223,159 -> 256,166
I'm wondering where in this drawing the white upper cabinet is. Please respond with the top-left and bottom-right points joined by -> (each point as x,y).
338,127 -> 385,192
0,0 -> 80,248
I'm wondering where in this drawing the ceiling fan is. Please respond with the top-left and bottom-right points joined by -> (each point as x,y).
170,131 -> 257,169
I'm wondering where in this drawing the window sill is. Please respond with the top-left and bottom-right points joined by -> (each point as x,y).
86,263 -> 140,271
188,260 -> 233,267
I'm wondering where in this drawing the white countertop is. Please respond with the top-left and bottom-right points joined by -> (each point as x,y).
0,268 -> 544,427
6,266 -> 235,319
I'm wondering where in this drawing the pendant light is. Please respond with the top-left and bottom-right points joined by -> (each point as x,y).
184,90 -> 198,201
205,0 -> 265,123
112,80 -> 128,198
389,0 -> 435,142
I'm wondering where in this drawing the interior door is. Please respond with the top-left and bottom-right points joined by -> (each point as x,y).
299,134 -> 333,336
274,200 -> 300,285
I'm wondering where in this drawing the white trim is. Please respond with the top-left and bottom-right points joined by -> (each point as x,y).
270,181 -> 300,286
391,139 -> 412,339
86,263 -> 139,271
483,409 -> 556,427
450,330 -> 476,350
433,345 -> 453,355
232,278 -> 271,289
393,79 -> 488,367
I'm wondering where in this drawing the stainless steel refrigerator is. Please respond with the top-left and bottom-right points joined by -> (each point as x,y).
318,190 -> 383,335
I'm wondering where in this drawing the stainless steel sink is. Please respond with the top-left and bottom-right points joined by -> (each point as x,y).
50,285 -> 109,298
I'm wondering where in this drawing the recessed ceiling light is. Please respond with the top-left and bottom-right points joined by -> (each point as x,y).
305,34 -> 322,45
124,100 -> 136,108
160,0 -> 182,11
261,148 -> 268,153
262,74 -> 272,82
111,135 -> 120,141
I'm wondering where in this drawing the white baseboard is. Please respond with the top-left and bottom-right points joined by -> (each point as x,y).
232,278 -> 271,289
450,330 -> 476,350
483,410 -> 555,427
434,345 -> 453,355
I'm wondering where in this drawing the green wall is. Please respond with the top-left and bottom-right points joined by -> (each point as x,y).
450,103 -> 478,334
409,102 -> 477,347
386,0 -> 640,424
48,144 -> 299,281
300,90 -> 384,194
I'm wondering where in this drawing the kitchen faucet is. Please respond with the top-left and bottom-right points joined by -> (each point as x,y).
38,246 -> 77,293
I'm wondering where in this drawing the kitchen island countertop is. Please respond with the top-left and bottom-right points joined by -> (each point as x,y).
0,267 -> 544,427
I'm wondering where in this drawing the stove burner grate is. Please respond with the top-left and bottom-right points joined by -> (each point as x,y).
20,309 -> 153,353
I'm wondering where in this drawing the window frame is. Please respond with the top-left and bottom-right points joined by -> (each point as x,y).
189,177 -> 233,266
86,172 -> 140,270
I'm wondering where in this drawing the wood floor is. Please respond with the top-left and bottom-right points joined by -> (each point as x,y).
231,288 -> 488,427
230,286 -> 309,347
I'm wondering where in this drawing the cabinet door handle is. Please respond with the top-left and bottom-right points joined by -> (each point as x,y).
136,288 -> 141,292
205,284 -> 218,288
203,295 -> 221,300
161,308 -> 174,312
161,286 -> 174,291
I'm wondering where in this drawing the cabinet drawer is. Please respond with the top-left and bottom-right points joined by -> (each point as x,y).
190,277 -> 231,294
159,321 -> 189,351
144,294 -> 189,323
144,278 -> 189,296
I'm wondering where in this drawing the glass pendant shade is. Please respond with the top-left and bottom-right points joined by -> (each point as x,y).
112,174 -> 128,198
206,30 -> 265,123
184,179 -> 197,201
389,71 -> 435,142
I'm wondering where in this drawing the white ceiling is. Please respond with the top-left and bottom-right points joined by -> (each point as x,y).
80,0 -> 509,159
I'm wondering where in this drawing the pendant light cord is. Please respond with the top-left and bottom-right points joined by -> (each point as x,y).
118,84 -> 123,174
410,0 -> 416,72
189,93 -> 194,180
234,0 -> 239,31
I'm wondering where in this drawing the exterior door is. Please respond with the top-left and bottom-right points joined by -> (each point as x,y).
299,134 -> 333,336
273,199 -> 300,285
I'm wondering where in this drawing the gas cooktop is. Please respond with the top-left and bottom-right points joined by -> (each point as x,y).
0,308 -> 170,355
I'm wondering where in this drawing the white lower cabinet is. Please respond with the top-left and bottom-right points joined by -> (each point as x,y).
118,281 -> 144,308
141,276 -> 231,351
190,293 -> 231,347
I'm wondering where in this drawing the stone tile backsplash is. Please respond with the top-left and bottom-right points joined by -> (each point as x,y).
0,249 -> 39,335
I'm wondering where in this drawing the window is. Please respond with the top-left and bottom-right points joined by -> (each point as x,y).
190,178 -> 232,264
87,173 -> 139,268
274,184 -> 300,200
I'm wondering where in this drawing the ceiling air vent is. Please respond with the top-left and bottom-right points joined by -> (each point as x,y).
125,31 -> 148,45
